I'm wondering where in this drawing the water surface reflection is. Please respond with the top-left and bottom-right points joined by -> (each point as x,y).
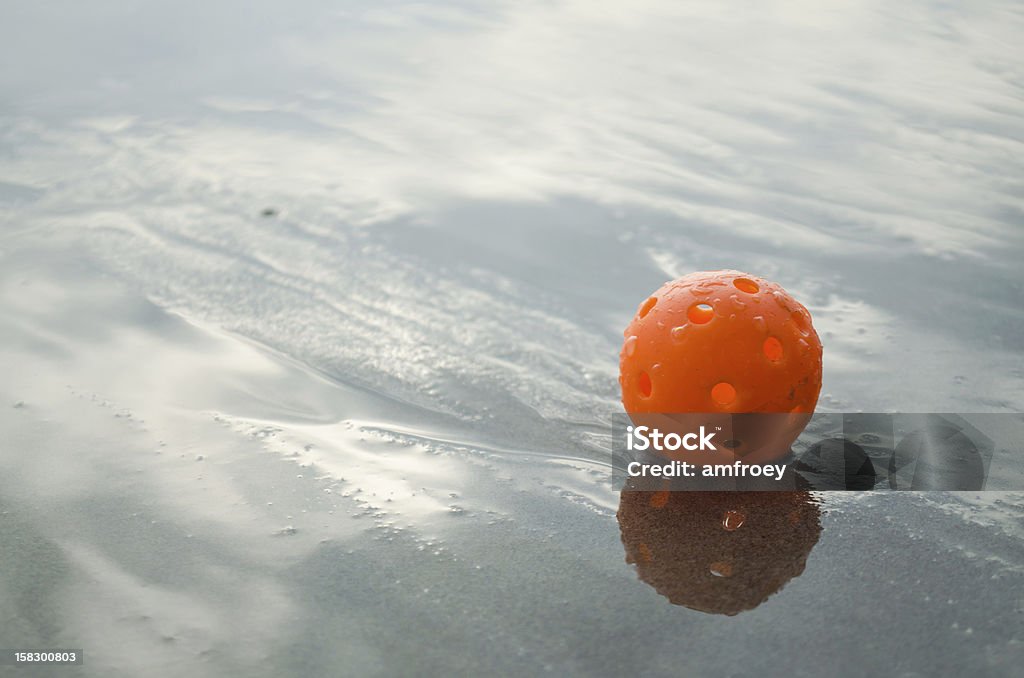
617,491 -> 821,615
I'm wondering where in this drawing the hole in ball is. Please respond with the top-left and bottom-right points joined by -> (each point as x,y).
687,303 -> 714,324
638,297 -> 657,318
638,371 -> 653,398
763,336 -> 784,362
711,382 -> 736,406
709,561 -> 734,577
733,278 -> 759,294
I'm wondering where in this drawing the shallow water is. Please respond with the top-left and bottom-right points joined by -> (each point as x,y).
2,1 -> 1024,676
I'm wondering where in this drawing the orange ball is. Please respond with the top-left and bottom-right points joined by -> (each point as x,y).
620,270 -> 822,415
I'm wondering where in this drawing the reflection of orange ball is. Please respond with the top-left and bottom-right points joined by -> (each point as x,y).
620,270 -> 822,414
617,490 -> 822,615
